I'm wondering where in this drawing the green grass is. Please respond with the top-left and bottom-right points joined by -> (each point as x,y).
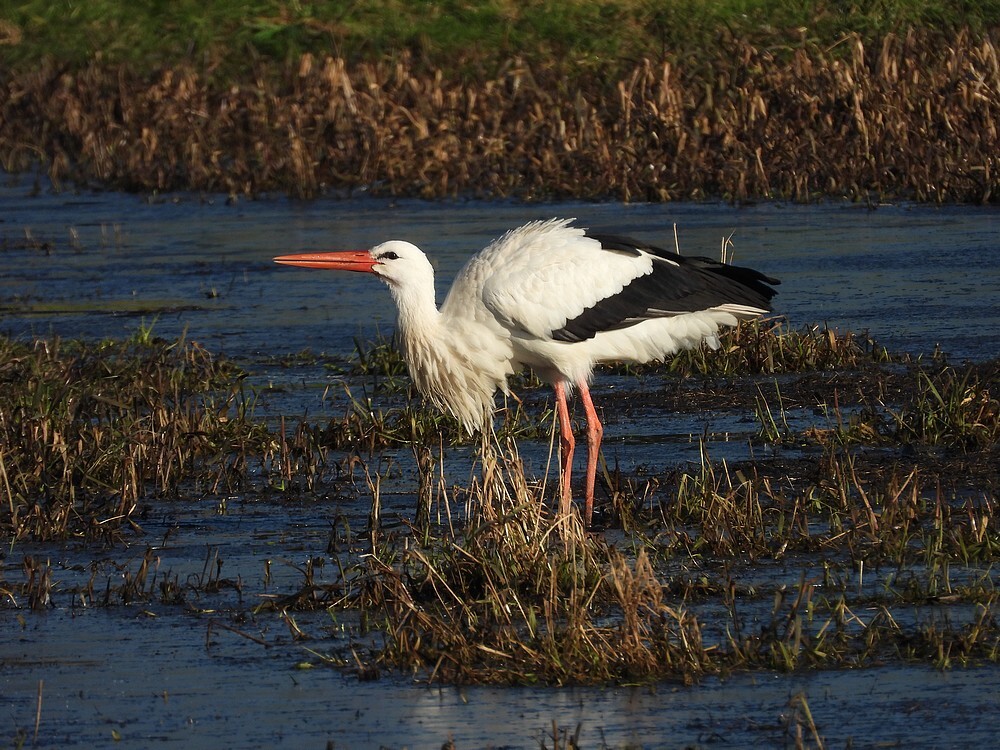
3,0 -> 999,80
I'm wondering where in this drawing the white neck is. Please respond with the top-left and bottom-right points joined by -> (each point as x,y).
387,272 -> 442,352
389,274 -> 503,431
371,243 -> 510,432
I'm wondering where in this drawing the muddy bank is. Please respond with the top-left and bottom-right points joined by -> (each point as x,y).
1,28 -> 997,201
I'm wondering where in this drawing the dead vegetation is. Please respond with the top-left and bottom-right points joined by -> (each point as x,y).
2,325 -> 997,686
296,433 -> 1000,685
1,28 -> 997,202
0,331 -> 280,543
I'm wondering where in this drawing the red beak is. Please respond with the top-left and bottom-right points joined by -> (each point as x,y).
273,250 -> 376,273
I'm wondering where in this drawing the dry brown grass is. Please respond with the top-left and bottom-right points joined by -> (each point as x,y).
301,431 -> 1000,685
3,331 -> 998,685
0,333 -> 282,542
1,29 -> 997,201
346,439 -> 717,684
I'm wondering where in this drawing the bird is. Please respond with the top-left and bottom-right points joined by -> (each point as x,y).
274,218 -> 778,527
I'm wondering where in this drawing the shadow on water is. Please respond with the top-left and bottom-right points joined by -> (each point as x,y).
2,172 -> 999,747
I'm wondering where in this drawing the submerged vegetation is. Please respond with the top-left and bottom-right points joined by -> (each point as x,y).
2,324 -> 998,687
1,3 -> 998,200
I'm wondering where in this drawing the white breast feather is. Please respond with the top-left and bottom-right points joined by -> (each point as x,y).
402,315 -> 514,432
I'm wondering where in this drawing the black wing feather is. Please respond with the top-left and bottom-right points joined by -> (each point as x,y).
550,231 -> 780,343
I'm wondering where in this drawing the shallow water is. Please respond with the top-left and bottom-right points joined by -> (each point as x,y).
2,174 -> 1000,748
7,618 -> 1000,749
6,494 -> 999,748
2,179 -> 998,362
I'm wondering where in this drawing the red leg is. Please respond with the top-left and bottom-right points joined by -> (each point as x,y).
577,380 -> 603,528
553,381 -> 574,517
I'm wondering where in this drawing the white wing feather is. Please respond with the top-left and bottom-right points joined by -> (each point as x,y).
443,219 -> 653,340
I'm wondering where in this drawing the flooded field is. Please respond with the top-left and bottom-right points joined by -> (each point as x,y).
2,173 -> 999,748
2,184 -> 997,361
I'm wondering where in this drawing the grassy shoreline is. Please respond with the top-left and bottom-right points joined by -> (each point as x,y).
4,1 -> 1000,80
1,4 -> 999,201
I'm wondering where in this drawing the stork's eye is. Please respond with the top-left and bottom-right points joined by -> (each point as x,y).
379,251 -> 399,261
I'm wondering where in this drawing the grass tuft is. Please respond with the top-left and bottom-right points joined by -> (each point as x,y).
892,365 -> 1000,449
3,331 -> 997,690
0,333 -> 283,541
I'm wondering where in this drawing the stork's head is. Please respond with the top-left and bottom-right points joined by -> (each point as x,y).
274,240 -> 434,290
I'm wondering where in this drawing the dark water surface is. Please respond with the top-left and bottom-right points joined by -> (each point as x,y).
2,178 -> 998,362
2,175 -> 999,748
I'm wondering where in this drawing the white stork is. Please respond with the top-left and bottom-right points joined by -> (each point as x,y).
275,218 -> 778,526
